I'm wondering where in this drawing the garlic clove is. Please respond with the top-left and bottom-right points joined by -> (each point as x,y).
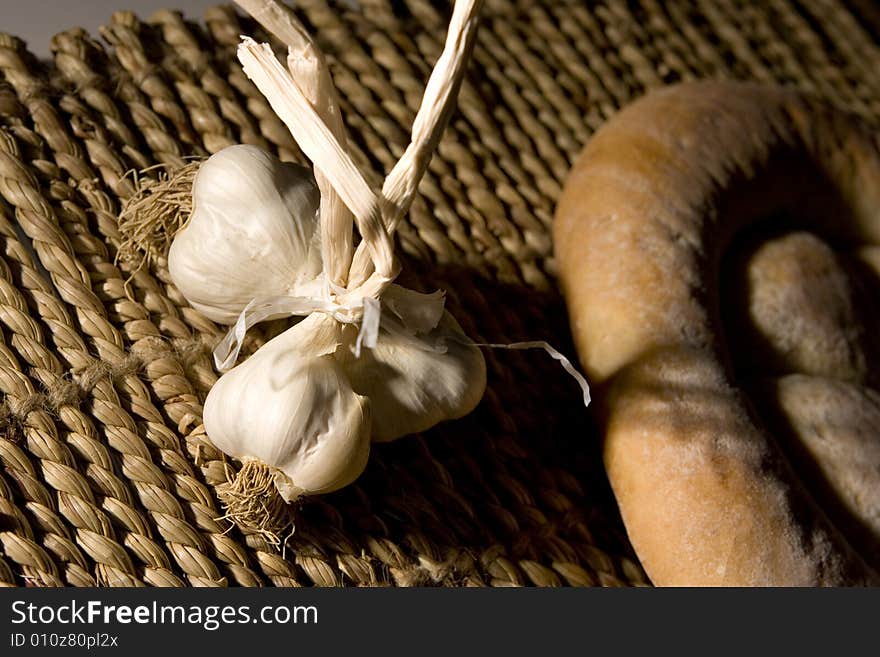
204,314 -> 371,500
168,144 -> 322,324
342,309 -> 486,442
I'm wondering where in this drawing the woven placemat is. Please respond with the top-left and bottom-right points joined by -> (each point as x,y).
0,0 -> 877,587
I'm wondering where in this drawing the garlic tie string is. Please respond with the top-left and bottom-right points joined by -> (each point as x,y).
467,340 -> 591,408
213,285 -> 449,371
213,293 -> 367,371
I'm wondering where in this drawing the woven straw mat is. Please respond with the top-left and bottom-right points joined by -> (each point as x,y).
0,0 -> 878,587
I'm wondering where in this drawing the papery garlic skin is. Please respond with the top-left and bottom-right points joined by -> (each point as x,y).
169,144 -> 322,324
342,309 -> 487,443
203,314 -> 371,500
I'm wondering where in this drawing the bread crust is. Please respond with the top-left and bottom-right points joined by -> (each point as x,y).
553,81 -> 880,585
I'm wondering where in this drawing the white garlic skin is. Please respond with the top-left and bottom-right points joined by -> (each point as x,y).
203,315 -> 371,500
342,311 -> 487,442
169,144 -> 322,324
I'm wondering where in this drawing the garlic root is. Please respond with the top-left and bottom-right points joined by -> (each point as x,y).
117,160 -> 202,272
217,458 -> 295,547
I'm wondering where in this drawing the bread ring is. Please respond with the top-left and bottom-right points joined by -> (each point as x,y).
553,81 -> 880,585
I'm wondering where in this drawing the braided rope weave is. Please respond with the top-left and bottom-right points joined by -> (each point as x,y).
0,0 -> 877,587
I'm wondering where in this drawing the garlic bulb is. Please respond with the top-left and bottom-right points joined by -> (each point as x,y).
203,313 -> 371,501
168,144 -> 322,324
340,286 -> 486,442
